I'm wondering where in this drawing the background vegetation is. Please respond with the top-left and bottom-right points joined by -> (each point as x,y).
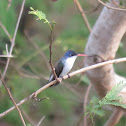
0,0 -> 126,126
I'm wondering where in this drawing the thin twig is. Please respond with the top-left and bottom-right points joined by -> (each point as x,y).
104,109 -> 123,126
0,72 -> 26,126
7,0 -> 12,9
111,0 -> 119,6
84,4 -> 101,14
37,116 -> 45,126
74,0 -> 92,32
49,29 -> 60,83
24,30 -> 50,70
21,109 -> 36,126
0,55 -> 13,57
98,0 -> 126,11
1,57 -> 126,118
84,84 -> 92,126
0,22 -> 12,42
2,0 -> 26,79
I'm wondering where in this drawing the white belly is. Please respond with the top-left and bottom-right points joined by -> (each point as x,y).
60,56 -> 77,77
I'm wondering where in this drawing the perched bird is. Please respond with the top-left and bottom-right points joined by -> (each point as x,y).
48,50 -> 87,86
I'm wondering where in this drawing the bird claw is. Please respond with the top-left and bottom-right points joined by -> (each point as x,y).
56,78 -> 62,83
67,74 -> 71,78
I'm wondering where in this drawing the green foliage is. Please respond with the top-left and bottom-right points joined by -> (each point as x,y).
29,7 -> 50,24
29,7 -> 56,31
86,81 -> 126,124
97,81 -> 126,108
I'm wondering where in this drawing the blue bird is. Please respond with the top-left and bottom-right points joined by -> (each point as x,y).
48,50 -> 87,86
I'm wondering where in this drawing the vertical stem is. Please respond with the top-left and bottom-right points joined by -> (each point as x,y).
104,109 -> 123,126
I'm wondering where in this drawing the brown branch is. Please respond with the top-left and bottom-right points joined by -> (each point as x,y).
1,57 -> 126,118
0,73 -> 26,126
84,4 -> 101,14
37,116 -> 45,126
7,0 -> 12,9
49,28 -> 60,83
83,84 -> 92,126
98,0 -> 126,11
74,0 -> 92,32
0,57 -> 126,118
2,0 -> 26,79
21,110 -> 36,126
0,22 -> 12,42
24,30 -> 50,70
111,0 -> 119,6
104,109 -> 123,126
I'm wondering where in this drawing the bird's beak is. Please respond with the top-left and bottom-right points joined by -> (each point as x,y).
77,54 -> 88,56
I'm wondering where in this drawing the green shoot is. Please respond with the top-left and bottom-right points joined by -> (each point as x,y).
29,7 -> 56,31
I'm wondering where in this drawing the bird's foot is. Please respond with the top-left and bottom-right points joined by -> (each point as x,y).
67,74 -> 71,78
56,78 -> 62,83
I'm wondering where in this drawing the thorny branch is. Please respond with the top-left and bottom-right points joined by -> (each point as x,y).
0,72 -> 26,126
1,57 -> 126,118
97,0 -> 126,11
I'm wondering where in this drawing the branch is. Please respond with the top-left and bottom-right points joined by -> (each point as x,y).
48,26 -> 60,83
0,73 -> 26,126
84,84 -> 92,126
7,0 -> 12,9
2,0 -> 26,79
97,0 -> 126,11
1,57 -> 126,118
0,22 -> 12,42
37,116 -> 45,126
104,109 -> 123,126
84,3 -> 101,14
0,55 -> 13,57
24,30 -> 50,70
74,0 -> 92,32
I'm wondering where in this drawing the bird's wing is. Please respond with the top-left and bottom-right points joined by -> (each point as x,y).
48,60 -> 64,82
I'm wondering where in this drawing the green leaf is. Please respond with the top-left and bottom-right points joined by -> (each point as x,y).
29,7 -> 50,24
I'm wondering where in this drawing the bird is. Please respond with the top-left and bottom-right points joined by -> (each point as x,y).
48,50 -> 88,86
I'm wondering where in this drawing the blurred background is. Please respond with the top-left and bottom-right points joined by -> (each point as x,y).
0,0 -> 126,126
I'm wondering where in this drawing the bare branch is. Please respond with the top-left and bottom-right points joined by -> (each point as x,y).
0,22 -> 12,42
7,0 -> 12,9
0,57 -> 126,118
49,27 -> 60,83
84,84 -> 92,126
37,116 -> 45,126
104,109 -> 123,126
21,110 -> 36,126
0,55 -> 13,57
2,0 -> 26,79
0,73 -> 26,126
24,30 -> 50,70
84,4 -> 101,14
98,0 -> 126,11
74,0 -> 92,32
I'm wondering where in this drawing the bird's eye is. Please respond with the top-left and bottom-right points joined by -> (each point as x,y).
70,54 -> 73,56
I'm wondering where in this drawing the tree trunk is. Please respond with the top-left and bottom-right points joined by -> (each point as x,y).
85,1 -> 126,104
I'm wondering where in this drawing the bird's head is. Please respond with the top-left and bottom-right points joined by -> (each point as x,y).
64,50 -> 87,58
